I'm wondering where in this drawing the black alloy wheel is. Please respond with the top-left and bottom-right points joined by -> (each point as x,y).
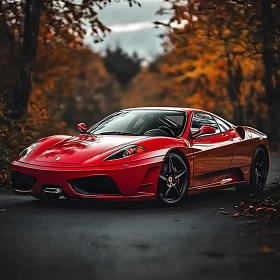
249,147 -> 269,192
157,152 -> 188,205
236,147 -> 269,193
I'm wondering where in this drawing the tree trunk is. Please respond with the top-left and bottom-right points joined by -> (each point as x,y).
0,3 -> 15,109
261,0 -> 280,148
9,0 -> 43,118
225,49 -> 243,125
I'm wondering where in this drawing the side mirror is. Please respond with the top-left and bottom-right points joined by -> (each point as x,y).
192,125 -> 216,139
77,123 -> 88,133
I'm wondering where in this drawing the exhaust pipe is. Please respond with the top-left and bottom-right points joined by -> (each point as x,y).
43,187 -> 62,194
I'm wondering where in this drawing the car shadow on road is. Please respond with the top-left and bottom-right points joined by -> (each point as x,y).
14,186 -> 253,212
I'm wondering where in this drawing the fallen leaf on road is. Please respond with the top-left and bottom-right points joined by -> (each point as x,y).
259,245 -> 274,253
231,212 -> 240,217
217,208 -> 229,215
264,207 -> 277,212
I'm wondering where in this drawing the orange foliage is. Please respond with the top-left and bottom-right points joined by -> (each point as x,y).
30,25 -> 120,127
124,19 -> 267,130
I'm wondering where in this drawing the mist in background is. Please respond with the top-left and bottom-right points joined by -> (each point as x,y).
84,0 -> 170,61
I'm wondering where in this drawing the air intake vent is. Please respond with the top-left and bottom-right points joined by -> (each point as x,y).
11,171 -> 37,191
69,176 -> 121,195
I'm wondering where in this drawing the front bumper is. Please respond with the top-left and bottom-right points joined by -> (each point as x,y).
11,157 -> 163,201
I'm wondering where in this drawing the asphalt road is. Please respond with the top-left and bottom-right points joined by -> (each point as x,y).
1,156 -> 280,280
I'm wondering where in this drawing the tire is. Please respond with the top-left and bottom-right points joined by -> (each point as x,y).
157,152 -> 189,205
235,147 -> 269,194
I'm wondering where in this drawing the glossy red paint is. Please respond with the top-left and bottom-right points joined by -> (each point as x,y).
11,107 -> 270,201
191,125 -> 216,139
77,123 -> 88,133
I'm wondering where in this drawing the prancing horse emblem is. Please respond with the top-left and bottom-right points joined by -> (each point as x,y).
56,157 -> 61,161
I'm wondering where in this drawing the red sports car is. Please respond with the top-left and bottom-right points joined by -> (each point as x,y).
11,107 -> 269,205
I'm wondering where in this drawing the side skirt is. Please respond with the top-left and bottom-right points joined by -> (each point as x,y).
188,179 -> 248,195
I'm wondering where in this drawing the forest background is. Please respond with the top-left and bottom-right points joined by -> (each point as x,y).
0,0 -> 280,188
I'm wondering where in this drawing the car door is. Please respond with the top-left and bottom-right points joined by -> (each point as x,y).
190,112 -> 234,187
229,126 -> 255,169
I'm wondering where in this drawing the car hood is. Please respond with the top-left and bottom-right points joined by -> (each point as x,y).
35,134 -> 145,164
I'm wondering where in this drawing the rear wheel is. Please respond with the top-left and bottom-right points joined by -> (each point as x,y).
157,153 -> 189,205
236,147 -> 269,193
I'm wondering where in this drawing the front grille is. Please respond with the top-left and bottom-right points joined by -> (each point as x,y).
11,171 -> 37,191
69,176 -> 121,195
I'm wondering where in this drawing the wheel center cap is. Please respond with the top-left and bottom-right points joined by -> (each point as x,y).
168,176 -> 173,183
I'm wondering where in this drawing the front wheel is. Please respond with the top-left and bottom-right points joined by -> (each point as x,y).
157,153 -> 189,205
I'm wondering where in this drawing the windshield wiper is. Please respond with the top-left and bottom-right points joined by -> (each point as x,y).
97,131 -> 140,136
81,131 -> 92,135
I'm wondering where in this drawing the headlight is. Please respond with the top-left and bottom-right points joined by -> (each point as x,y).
104,145 -> 145,161
19,141 -> 39,157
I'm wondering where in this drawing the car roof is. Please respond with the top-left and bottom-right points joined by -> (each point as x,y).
122,107 -> 234,126
122,107 -> 206,113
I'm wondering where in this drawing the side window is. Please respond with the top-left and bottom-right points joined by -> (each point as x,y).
191,112 -> 220,135
214,117 -> 231,132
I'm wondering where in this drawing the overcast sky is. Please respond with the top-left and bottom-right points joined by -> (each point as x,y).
84,0 -> 171,61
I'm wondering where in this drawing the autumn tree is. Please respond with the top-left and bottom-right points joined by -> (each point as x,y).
103,46 -> 142,85
30,26 -> 121,129
156,0 -> 280,144
121,68 -> 175,108
0,0 -> 141,118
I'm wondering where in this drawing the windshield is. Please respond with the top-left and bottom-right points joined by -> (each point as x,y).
88,110 -> 187,137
